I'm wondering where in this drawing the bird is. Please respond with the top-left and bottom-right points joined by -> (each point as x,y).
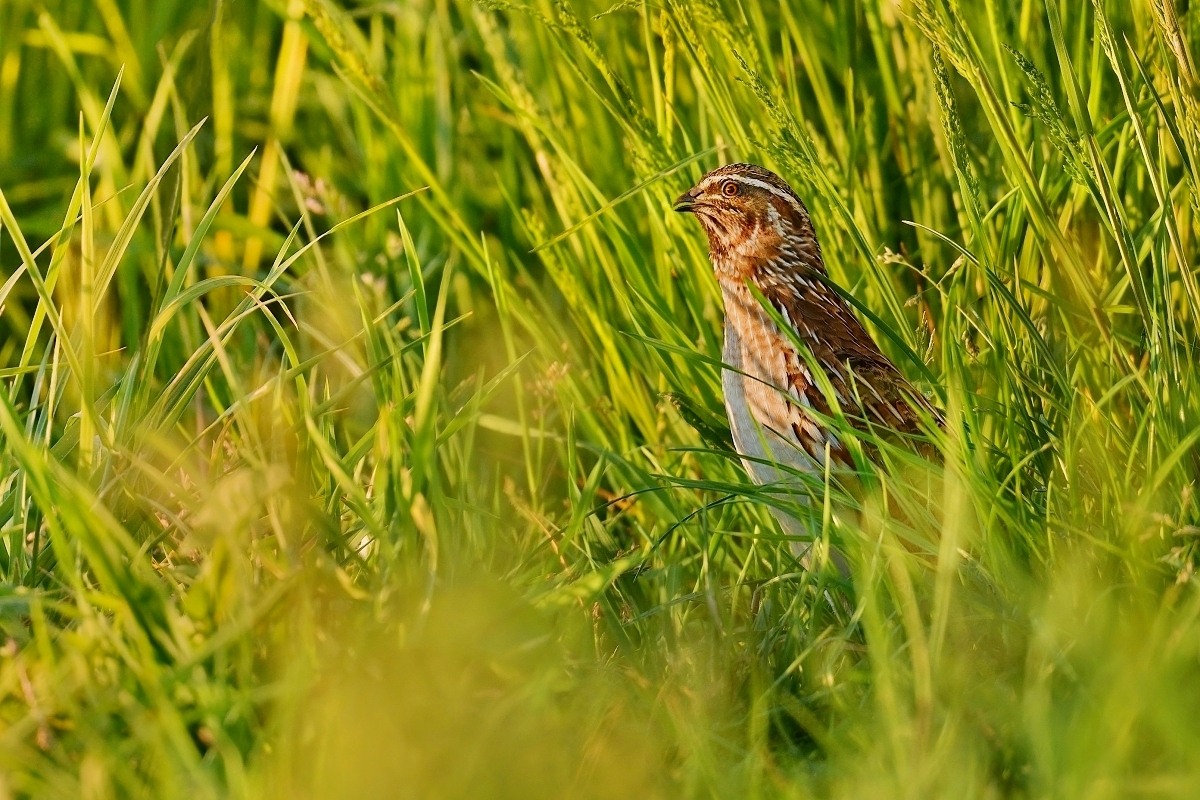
673,163 -> 941,572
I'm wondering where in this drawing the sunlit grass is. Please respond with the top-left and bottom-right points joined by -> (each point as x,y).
1,0 -> 1199,796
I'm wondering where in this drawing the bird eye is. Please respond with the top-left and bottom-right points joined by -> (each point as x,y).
721,180 -> 740,197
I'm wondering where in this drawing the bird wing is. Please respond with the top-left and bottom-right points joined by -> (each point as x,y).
769,285 -> 941,460
842,356 -> 941,435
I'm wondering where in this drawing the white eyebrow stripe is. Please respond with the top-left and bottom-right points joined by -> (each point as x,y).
698,172 -> 806,215
728,175 -> 805,215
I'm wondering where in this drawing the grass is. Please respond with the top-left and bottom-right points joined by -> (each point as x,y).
1,0 -> 1199,796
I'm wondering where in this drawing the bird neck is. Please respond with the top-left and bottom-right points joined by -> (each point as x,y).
714,251 -> 828,306
711,223 -> 826,282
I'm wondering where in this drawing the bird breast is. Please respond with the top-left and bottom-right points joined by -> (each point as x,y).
720,283 -> 824,487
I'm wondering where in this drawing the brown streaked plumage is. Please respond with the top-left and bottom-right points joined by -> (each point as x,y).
674,163 -> 940,569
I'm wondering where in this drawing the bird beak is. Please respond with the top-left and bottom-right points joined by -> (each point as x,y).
673,190 -> 698,213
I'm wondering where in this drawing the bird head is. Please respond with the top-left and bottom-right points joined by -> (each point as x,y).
673,163 -> 823,277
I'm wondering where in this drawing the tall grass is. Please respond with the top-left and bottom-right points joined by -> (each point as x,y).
1,0 -> 1199,796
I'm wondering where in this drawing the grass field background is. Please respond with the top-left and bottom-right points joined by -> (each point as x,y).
2,0 -> 1200,796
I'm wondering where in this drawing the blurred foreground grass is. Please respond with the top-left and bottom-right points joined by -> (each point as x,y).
2,0 -> 1200,797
